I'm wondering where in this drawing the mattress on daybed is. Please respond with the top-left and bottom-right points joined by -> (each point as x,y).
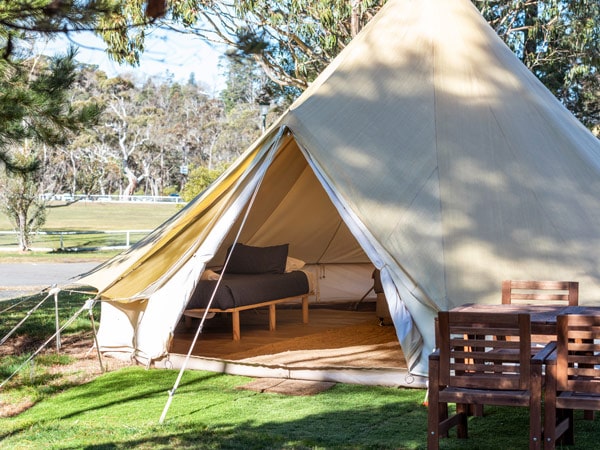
187,270 -> 310,310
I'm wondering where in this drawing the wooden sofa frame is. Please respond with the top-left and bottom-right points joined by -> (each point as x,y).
183,294 -> 309,341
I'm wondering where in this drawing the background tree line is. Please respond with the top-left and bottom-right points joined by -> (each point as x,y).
0,0 -> 598,251
0,50 -> 271,250
198,0 -> 599,135
50,58 -> 268,200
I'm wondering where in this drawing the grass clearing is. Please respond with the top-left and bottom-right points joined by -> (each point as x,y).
0,290 -> 95,343
0,201 -> 180,231
0,201 -> 180,256
2,366 -> 600,449
2,292 -> 600,447
0,367 -> 433,449
0,291 -> 102,412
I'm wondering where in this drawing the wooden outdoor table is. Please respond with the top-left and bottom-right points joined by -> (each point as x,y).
442,304 -> 600,420
450,304 -> 600,337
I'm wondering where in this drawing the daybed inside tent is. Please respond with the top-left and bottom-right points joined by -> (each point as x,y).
74,0 -> 600,379
183,243 -> 316,340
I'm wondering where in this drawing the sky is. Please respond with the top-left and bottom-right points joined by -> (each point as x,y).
38,28 -> 227,94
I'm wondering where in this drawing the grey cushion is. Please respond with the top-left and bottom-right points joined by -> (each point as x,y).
225,243 -> 289,274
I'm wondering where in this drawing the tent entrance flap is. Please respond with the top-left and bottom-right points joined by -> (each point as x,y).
208,136 -> 371,267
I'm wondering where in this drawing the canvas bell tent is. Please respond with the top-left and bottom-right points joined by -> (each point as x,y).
75,0 -> 600,377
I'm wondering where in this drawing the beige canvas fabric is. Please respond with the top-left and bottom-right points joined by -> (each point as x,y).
76,0 -> 600,376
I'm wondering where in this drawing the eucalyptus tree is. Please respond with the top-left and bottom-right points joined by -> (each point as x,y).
479,0 -> 600,134
96,74 -> 155,197
68,72 -> 228,197
177,0 -> 599,134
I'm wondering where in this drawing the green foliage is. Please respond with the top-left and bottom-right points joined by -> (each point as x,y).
162,185 -> 179,196
479,0 -> 600,133
0,0 -> 153,66
230,0 -> 385,89
220,56 -> 261,113
180,165 -> 224,202
213,0 -> 600,135
0,50 -> 101,166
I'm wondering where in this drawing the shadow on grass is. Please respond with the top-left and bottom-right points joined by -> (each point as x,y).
3,367 -> 600,449
0,369 -> 225,437
79,406 -> 600,450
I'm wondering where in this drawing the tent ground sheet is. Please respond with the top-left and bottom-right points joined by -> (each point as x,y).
170,301 -> 407,371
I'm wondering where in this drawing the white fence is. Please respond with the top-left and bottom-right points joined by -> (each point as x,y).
0,229 -> 153,252
42,194 -> 185,204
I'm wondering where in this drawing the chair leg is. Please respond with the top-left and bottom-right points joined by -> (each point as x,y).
470,404 -> 484,417
438,402 -> 449,437
544,407 -> 571,450
456,403 -> 469,439
557,409 -> 574,446
427,404 -> 441,450
543,418 -> 555,449
529,366 -> 542,449
427,358 -> 442,449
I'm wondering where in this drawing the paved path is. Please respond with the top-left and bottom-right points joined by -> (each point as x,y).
0,262 -> 99,300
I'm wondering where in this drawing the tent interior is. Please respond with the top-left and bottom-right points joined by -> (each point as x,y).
213,133 -> 371,271
166,131 -> 410,373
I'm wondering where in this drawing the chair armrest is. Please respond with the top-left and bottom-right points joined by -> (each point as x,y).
532,341 -> 557,364
429,349 -> 440,361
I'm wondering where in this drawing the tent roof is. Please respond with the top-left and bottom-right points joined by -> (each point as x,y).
285,0 -> 600,307
78,0 -> 600,309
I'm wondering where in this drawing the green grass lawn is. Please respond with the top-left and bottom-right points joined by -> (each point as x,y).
0,201 -> 180,257
0,367 -> 428,449
2,366 -> 600,449
0,201 -> 180,231
2,293 -> 600,448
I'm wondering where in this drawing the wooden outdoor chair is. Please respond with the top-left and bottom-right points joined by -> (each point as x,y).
543,314 -> 600,449
502,280 -> 579,349
501,280 -> 579,306
428,311 -> 550,450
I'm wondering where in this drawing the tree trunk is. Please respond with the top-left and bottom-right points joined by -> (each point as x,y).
17,210 -> 29,252
69,152 -> 77,196
124,168 -> 138,197
522,2 -> 540,67
351,0 -> 361,37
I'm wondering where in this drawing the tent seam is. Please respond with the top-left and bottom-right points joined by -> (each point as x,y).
431,17 -> 448,311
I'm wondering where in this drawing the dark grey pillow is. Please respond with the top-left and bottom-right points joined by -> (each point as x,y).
225,243 -> 289,274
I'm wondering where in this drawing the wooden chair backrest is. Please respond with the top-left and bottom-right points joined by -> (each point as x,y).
502,280 -> 579,306
437,311 -> 532,390
556,314 -> 600,394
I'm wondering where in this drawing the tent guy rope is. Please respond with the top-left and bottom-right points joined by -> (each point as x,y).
0,299 -> 98,390
159,134 -> 280,425
0,288 -> 57,346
